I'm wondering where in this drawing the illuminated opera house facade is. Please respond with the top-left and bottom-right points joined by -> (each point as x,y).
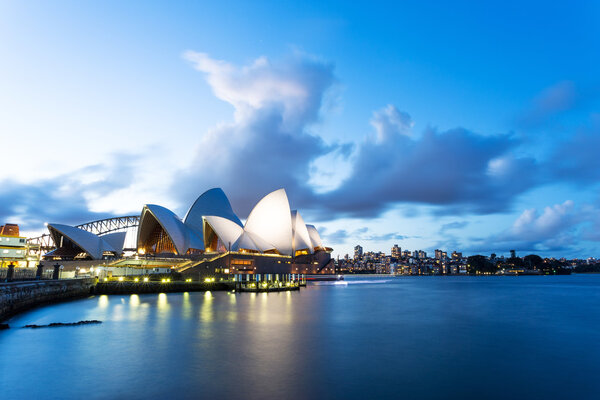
43,188 -> 334,278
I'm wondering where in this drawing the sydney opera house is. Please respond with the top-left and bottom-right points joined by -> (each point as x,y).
40,188 -> 334,279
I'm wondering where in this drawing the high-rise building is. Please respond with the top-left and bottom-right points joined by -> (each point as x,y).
435,249 -> 443,260
354,245 -> 363,260
510,249 -> 516,258
391,244 -> 401,258
451,251 -> 462,261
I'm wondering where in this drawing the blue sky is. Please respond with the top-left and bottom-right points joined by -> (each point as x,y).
1,1 -> 599,258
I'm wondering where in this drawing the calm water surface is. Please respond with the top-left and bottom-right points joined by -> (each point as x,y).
2,275 -> 600,400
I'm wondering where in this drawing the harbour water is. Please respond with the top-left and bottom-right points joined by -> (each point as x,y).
2,275 -> 600,399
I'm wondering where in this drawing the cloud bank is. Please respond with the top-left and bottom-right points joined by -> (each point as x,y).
176,52 -> 548,222
3,50 -> 600,257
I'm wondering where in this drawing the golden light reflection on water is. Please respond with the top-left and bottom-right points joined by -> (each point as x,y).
227,292 -> 238,322
200,291 -> 214,323
284,291 -> 293,323
97,295 -> 109,309
182,292 -> 192,319
235,291 -> 299,381
128,294 -> 152,322
130,294 -> 140,307
157,293 -> 170,312
258,292 -> 269,323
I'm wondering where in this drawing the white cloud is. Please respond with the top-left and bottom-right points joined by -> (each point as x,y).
184,51 -> 333,131
511,200 -> 575,240
175,51 -> 338,217
370,104 -> 413,142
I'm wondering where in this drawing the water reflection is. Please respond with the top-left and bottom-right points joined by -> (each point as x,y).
200,291 -> 214,323
182,292 -> 192,319
157,293 -> 169,312
130,294 -> 140,307
97,294 -> 109,309
227,292 -> 238,322
3,277 -> 600,400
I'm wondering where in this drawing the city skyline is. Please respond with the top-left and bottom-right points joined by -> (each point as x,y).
1,1 -> 599,259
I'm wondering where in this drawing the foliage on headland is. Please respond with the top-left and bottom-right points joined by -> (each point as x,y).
467,255 -> 573,275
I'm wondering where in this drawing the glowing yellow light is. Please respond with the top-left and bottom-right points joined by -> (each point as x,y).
143,277 -> 149,282
204,277 -> 212,283
186,278 -> 192,282
134,278 -> 139,282
118,277 -> 124,282
103,278 -> 108,282
161,278 -> 166,283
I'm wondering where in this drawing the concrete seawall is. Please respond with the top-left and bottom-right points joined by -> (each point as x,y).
0,278 -> 96,322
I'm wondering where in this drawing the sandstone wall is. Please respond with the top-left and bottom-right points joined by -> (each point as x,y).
0,278 -> 96,322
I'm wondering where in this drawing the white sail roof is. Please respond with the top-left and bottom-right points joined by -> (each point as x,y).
186,229 -> 204,251
306,224 -> 323,250
48,223 -> 116,260
138,204 -> 196,255
100,231 -> 127,254
243,188 -> 294,255
203,215 -> 244,248
232,230 -> 276,253
183,188 -> 242,237
291,210 -> 313,254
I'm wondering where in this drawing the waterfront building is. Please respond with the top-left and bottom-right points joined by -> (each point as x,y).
0,224 -> 40,269
38,188 -> 333,280
354,245 -> 363,260
391,244 -> 400,259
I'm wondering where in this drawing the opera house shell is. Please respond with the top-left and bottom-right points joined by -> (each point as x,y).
138,188 -> 327,257
45,188 -> 330,262
45,223 -> 126,260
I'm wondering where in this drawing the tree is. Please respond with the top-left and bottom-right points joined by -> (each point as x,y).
467,255 -> 497,274
506,256 -> 524,267
523,254 -> 543,269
